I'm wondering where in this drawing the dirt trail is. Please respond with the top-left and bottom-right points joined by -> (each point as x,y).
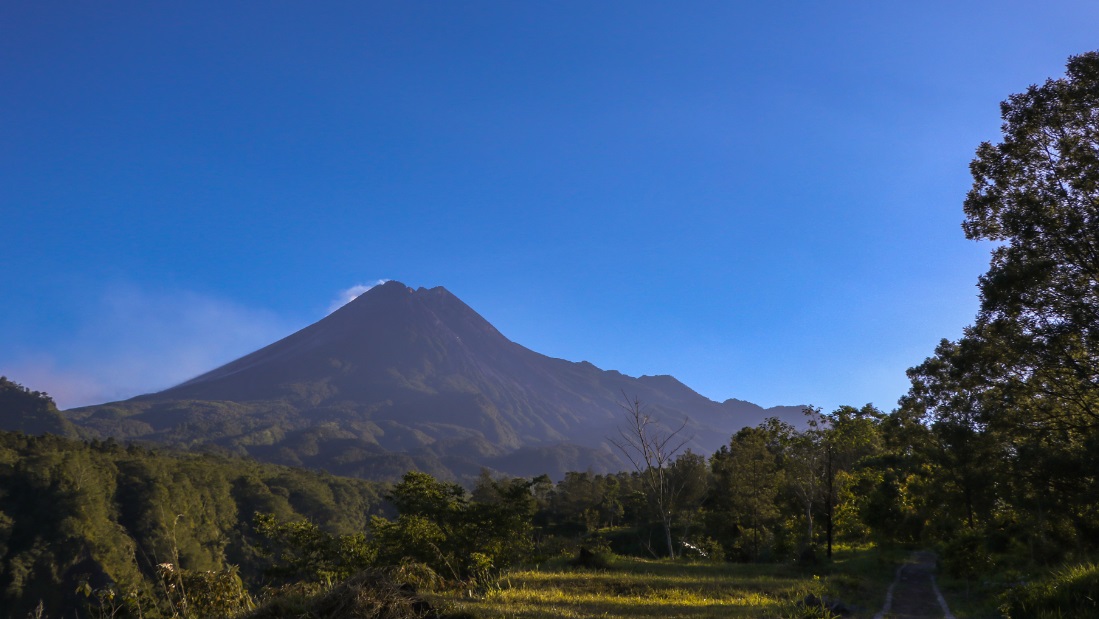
873,551 -> 955,619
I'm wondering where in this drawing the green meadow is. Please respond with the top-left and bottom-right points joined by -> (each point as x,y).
434,547 -> 904,619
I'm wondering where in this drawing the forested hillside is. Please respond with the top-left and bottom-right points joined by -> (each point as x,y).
0,429 -> 386,618
0,377 -> 77,438
0,404 -> 883,618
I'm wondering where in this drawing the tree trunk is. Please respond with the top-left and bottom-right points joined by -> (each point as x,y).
664,517 -> 675,559
806,505 -> 814,548
826,447 -> 834,559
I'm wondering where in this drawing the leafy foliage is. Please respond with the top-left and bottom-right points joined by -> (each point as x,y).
243,569 -> 465,619
252,514 -> 373,585
902,51 -> 1099,569
371,471 -> 536,582
0,427 -> 384,618
157,563 -> 255,618
708,426 -> 784,561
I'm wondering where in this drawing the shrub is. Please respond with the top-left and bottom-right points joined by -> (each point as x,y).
679,536 -> 724,562
158,562 -> 255,618
940,528 -> 993,581
569,539 -> 613,570
244,570 -> 470,619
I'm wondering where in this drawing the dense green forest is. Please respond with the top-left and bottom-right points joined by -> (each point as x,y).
0,398 -> 890,618
2,51 -> 1099,618
0,390 -> 388,618
1,391 -> 1092,617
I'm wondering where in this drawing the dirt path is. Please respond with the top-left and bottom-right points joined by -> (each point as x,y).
873,551 -> 955,619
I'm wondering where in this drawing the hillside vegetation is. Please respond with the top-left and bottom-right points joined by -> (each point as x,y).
0,428 -> 386,618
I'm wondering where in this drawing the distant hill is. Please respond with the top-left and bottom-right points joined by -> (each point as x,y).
67,281 -> 805,480
0,376 -> 78,438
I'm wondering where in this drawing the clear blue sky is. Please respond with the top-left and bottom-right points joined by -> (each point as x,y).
3,2 -> 1097,411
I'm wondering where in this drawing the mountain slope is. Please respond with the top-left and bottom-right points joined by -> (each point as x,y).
67,281 -> 804,480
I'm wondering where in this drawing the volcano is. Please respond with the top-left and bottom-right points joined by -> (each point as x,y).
67,281 -> 804,481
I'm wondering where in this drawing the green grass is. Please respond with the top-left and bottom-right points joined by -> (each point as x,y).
935,572 -> 1002,618
996,562 -> 1099,619
933,556 -> 1099,618
428,546 -> 902,619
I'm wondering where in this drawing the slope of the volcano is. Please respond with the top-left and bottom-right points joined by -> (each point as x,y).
67,281 -> 804,480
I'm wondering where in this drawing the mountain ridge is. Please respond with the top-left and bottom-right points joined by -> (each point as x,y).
66,281 -> 806,481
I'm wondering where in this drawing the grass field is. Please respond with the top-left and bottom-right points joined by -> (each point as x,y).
430,546 -> 905,619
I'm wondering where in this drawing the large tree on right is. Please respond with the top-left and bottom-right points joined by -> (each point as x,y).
964,51 -> 1099,425
906,52 -> 1099,558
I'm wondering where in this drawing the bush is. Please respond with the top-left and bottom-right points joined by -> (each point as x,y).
390,560 -> 444,593
568,538 -> 614,570
158,563 -> 255,618
772,576 -> 844,619
680,536 -> 724,562
726,527 -> 775,562
530,534 -> 580,562
940,528 -> 993,581
244,570 -> 472,619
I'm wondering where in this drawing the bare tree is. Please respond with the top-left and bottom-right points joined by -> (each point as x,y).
609,393 -> 691,558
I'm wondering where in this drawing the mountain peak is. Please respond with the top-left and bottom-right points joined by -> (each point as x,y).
339,280 -> 453,312
73,281 -> 803,481
358,279 -> 413,299
351,281 -> 456,303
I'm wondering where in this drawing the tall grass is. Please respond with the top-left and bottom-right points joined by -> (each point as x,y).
999,562 -> 1099,618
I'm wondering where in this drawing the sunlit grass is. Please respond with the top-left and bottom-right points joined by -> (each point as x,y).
428,552 -> 884,619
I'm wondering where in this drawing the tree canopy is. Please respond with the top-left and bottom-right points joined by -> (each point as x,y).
906,51 -> 1099,563
959,51 -> 1099,431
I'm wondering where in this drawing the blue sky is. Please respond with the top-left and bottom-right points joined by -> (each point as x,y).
2,2 -> 1097,411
